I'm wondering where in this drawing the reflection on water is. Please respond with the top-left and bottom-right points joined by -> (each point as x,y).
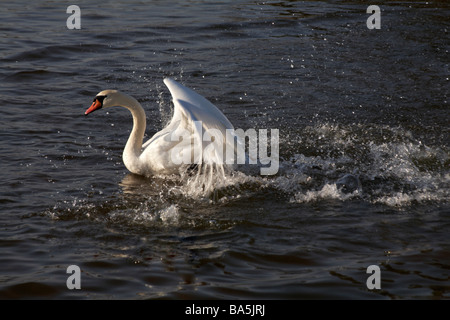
120,173 -> 175,197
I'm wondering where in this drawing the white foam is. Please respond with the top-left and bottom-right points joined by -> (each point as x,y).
373,187 -> 449,207
159,204 -> 180,224
290,183 -> 360,204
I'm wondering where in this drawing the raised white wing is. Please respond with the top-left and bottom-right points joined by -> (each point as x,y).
142,78 -> 241,169
163,77 -> 233,130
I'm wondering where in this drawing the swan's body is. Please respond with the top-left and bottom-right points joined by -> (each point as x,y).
85,78 -> 236,176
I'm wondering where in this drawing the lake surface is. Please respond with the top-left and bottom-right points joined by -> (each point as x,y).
0,0 -> 449,299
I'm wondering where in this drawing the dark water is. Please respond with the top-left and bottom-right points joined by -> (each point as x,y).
1,0 -> 449,299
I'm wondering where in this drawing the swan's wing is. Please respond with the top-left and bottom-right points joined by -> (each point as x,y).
163,77 -> 234,131
160,78 -> 242,165
142,78 -> 232,148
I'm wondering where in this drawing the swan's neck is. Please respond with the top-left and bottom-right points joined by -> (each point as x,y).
116,94 -> 147,174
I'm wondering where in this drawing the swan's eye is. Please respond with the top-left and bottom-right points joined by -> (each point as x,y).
94,95 -> 107,104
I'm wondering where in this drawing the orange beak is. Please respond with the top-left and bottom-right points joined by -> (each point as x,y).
85,99 -> 102,115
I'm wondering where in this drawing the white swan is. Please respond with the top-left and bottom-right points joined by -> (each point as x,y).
85,78 -> 237,176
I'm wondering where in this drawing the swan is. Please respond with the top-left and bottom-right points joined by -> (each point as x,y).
85,78 -> 237,176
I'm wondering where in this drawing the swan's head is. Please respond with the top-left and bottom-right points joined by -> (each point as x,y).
85,89 -> 120,115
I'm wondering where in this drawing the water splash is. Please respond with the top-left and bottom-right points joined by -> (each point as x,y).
111,204 -> 181,226
164,122 -> 447,207
291,182 -> 360,203
45,122 -> 448,228
282,123 -> 449,207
